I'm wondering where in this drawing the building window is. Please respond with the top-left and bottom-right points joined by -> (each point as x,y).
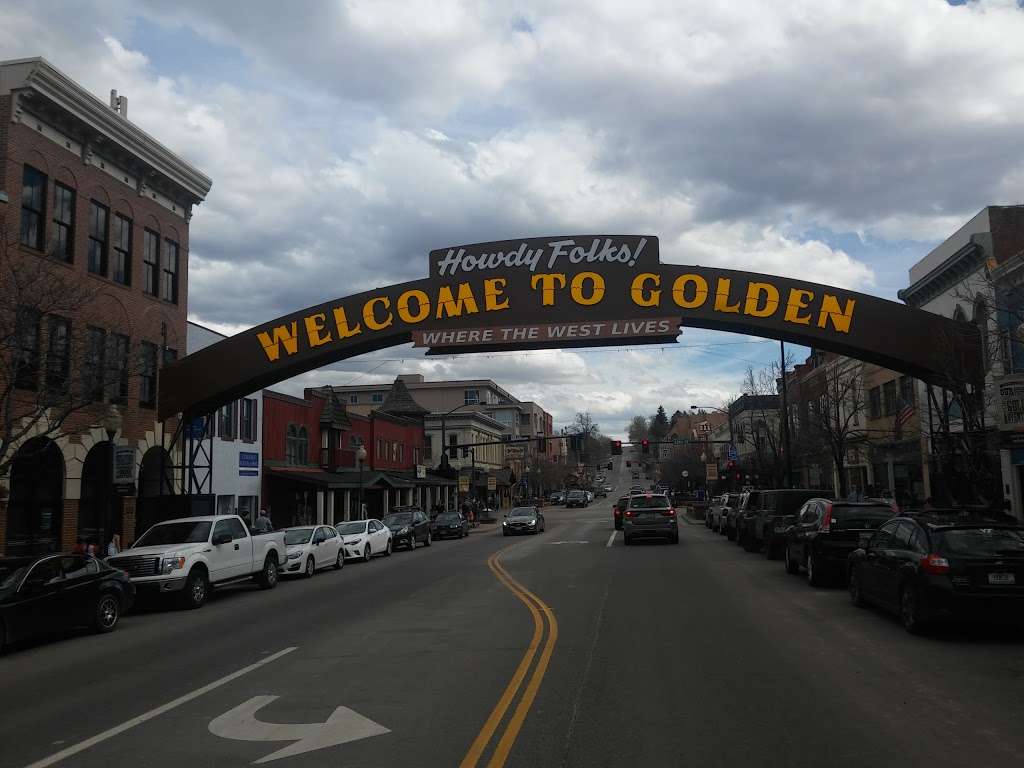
139,341 -> 158,407
464,389 -> 480,405
87,201 -> 108,275
372,392 -> 384,403
218,402 -> 237,440
45,315 -> 71,394
14,307 -> 41,390
52,183 -> 75,262
349,394 -> 358,404
397,443 -> 404,463
868,387 -> 881,420
882,380 -> 898,416
286,425 -> 297,464
350,434 -> 362,448
240,398 -> 258,441
106,333 -> 129,404
161,239 -> 179,303
899,375 -> 914,406
112,214 -> 132,285
20,165 -> 47,250
297,427 -> 308,464
142,229 -> 160,296
163,347 -> 178,366
85,327 -> 106,401
449,434 -> 458,451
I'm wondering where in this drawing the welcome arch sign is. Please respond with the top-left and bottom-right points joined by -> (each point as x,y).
159,235 -> 981,419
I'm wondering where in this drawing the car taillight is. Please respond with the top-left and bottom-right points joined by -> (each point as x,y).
820,502 -> 834,533
664,508 -> 676,517
920,554 -> 950,574
613,508 -> 621,516
625,510 -> 636,518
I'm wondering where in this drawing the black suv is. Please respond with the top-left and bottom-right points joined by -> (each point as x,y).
383,507 -> 432,549
848,515 -> 1024,633
783,499 -> 895,585
737,489 -> 823,558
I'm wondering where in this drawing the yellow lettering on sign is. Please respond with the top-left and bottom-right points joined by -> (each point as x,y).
714,278 -> 741,314
436,282 -> 480,319
743,282 -> 780,318
817,294 -> 856,333
257,322 -> 299,362
363,296 -> 393,330
630,273 -> 661,307
671,274 -> 709,309
784,289 -> 814,325
397,289 -> 430,324
332,306 -> 362,339
303,313 -> 332,348
531,273 -> 567,306
484,278 -> 510,311
570,272 -> 605,306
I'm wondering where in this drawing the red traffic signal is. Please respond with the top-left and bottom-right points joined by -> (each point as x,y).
611,439 -> 623,455
641,439 -> 650,455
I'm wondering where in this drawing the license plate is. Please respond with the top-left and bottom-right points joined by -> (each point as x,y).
988,572 -> 1016,585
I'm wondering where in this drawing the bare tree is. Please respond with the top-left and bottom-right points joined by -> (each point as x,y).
738,363 -> 786,486
626,415 -> 649,443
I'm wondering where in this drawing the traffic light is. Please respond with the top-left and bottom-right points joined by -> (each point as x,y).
611,439 -> 622,455
641,439 -> 650,455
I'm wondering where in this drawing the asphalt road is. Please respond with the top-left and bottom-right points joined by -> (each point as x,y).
3,457 -> 1024,768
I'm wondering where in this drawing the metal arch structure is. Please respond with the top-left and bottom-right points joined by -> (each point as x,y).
159,235 -> 982,421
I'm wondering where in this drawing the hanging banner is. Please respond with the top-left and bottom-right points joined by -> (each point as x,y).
112,445 -> 136,494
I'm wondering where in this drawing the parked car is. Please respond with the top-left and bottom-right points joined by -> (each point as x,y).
503,507 -> 546,535
623,493 -> 679,545
783,501 -> 894,585
586,490 -> 595,504
737,489 -> 824,558
723,492 -> 751,540
1,554 -> 135,652
109,515 -> 285,609
337,519 -> 393,561
432,512 -> 469,539
848,517 -> 1024,633
282,525 -> 344,577
613,494 -> 631,530
549,491 -> 566,505
594,487 -> 608,498
384,507 -> 432,550
566,490 -> 589,508
705,495 -> 723,528
710,494 -> 740,533
602,484 -> 614,493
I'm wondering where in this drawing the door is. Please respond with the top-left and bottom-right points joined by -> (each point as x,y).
56,556 -> 102,627
311,527 -> 329,567
321,526 -> 341,565
792,502 -> 820,566
413,512 -> 428,543
210,519 -> 249,581
367,521 -> 383,554
9,556 -> 65,642
876,522 -> 917,608
227,518 -> 255,578
860,520 -> 898,600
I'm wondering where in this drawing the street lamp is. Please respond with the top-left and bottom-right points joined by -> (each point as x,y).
355,444 -> 368,520
102,404 -> 122,552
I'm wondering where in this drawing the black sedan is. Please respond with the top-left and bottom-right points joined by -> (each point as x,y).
384,507 -> 432,549
502,507 -> 546,535
848,516 -> 1024,633
1,553 -> 135,652
433,512 -> 469,539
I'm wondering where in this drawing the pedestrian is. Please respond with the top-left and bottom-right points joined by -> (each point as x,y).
71,537 -> 85,555
106,534 -> 120,557
85,538 -> 99,557
253,509 -> 272,533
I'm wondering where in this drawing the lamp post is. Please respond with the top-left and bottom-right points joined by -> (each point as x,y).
102,404 -> 123,552
355,444 -> 368,520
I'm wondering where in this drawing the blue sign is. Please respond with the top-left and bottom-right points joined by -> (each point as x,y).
727,444 -> 738,461
187,417 -> 207,439
239,451 -> 259,477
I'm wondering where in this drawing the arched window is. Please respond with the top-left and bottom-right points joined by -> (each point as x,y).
297,427 -> 309,465
79,441 -> 123,551
6,437 -> 64,556
286,424 -> 297,464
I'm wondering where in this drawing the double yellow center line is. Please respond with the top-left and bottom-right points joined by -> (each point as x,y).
459,546 -> 559,768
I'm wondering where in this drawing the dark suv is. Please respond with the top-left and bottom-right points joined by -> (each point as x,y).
566,490 -> 588,508
737,489 -> 823,558
623,493 -> 678,545
383,507 -> 432,549
783,500 -> 895,585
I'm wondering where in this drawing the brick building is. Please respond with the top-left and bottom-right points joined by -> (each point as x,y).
0,58 -> 211,555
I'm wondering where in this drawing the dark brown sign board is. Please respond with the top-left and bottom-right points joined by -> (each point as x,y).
159,235 -> 982,419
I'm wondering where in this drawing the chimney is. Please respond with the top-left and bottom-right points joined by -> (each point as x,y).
109,89 -> 128,119
110,89 -> 118,110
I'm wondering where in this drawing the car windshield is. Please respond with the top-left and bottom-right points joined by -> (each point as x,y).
285,528 -> 315,545
0,565 -> 29,590
134,521 -> 213,546
829,506 -> 893,530
338,522 -> 367,535
628,496 -> 671,509
937,528 -> 1024,557
436,514 -> 461,523
384,514 -> 413,528
510,508 -> 536,518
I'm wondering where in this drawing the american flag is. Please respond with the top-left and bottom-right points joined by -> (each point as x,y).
894,397 -> 914,436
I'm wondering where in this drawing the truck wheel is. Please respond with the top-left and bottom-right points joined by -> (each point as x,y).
258,556 -> 278,589
183,570 -> 208,609
92,592 -> 121,633
305,556 -> 315,578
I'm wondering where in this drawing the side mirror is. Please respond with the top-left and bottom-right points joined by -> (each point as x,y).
212,532 -> 232,545
858,532 -> 873,549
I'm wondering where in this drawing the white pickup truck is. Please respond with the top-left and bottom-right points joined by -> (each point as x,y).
108,515 -> 286,608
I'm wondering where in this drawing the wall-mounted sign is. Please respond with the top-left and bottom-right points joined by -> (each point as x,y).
415,464 -> 426,479
458,476 -> 470,493
160,234 -> 983,420
239,451 -> 259,477
996,375 -> 1024,431
487,476 -> 497,492
112,445 -> 136,494
706,464 -> 719,481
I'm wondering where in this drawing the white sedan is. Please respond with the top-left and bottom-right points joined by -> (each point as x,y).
337,519 -> 392,561
283,525 -> 344,577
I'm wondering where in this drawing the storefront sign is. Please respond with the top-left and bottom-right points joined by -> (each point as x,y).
113,445 -> 136,493
706,463 -> 719,481
239,451 -> 259,477
996,375 -> 1024,431
487,476 -> 497,491
458,476 -> 470,493
160,235 -> 983,420
415,464 -> 426,479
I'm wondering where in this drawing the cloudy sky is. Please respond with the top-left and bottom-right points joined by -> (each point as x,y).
4,0 -> 1024,438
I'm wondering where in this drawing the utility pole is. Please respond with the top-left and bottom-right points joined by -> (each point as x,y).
780,340 -> 794,488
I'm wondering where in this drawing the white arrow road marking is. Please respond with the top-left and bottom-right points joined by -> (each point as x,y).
549,540 -> 590,545
209,695 -> 390,764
